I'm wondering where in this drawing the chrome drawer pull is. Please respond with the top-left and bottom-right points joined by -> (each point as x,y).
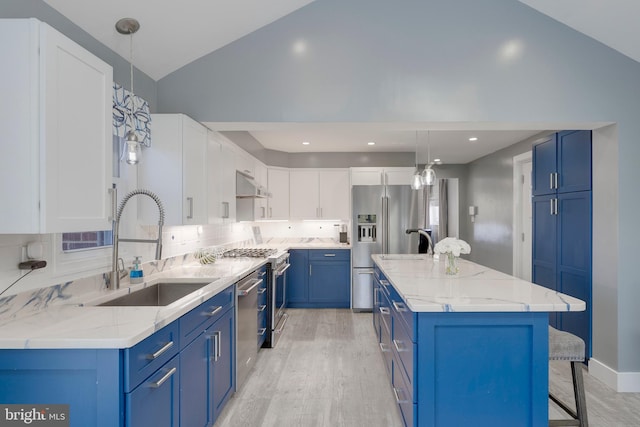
380,279 -> 390,287
379,342 -> 389,353
393,339 -> 406,352
257,288 -> 267,295
150,367 -> 177,388
393,387 -> 408,404
206,306 -> 223,317
259,305 -> 267,312
379,307 -> 390,315
258,328 -> 267,336
323,253 -> 336,257
147,341 -> 174,360
392,301 -> 407,312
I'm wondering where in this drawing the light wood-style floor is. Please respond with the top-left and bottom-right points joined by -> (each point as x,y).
216,309 -> 640,427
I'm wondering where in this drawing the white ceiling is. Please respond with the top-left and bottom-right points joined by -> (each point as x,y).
42,0 -> 633,162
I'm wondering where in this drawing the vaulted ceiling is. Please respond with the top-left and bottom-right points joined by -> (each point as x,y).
40,0 -> 635,162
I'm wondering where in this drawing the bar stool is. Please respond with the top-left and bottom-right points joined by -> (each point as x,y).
548,326 -> 589,427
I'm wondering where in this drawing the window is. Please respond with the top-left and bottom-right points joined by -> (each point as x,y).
62,230 -> 112,252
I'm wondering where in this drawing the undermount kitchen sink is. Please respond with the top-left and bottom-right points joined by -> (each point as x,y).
99,282 -> 214,307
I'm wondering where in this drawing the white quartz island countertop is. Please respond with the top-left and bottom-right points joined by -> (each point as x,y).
372,254 -> 586,313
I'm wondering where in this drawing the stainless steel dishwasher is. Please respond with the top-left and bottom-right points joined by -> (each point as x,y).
236,270 -> 262,389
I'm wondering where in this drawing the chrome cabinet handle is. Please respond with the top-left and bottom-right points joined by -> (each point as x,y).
222,201 -> 229,218
550,199 -> 554,215
259,305 -> 267,312
393,339 -> 406,352
269,207 -> 273,218
553,172 -> 559,189
358,269 -> 374,275
379,342 -> 389,353
147,341 -> 174,360
206,306 -> 223,317
257,288 -> 267,295
258,328 -> 267,336
549,173 -> 554,190
149,367 -> 177,388
187,197 -> 194,219
380,279 -> 390,287
323,253 -> 336,257
320,207 -> 323,217
261,206 -> 266,218
393,387 -> 408,404
309,265 -> 312,276
379,307 -> 390,315
213,331 -> 221,361
108,185 -> 116,222
392,301 -> 407,312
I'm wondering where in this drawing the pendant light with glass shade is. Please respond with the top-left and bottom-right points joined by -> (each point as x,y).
421,130 -> 437,185
116,18 -> 142,165
411,130 -> 423,190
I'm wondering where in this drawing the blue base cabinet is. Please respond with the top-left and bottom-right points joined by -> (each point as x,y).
532,130 -> 592,357
287,249 -> 350,308
373,265 -> 549,427
0,284 -> 236,427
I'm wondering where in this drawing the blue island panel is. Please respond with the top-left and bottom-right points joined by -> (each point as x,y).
0,349 -> 123,427
417,312 -> 548,427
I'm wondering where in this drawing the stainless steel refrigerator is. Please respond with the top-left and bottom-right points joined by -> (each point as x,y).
351,185 -> 422,311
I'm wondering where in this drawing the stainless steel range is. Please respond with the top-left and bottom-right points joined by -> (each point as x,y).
263,250 -> 290,348
223,248 -> 291,349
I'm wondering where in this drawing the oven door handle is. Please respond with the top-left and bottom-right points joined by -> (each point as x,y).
275,263 -> 291,277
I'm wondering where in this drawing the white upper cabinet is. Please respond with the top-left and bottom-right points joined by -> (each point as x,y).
234,147 -> 255,179
254,160 -> 269,221
350,167 -> 415,186
208,131 -> 236,223
319,170 -> 350,220
290,169 -> 349,220
267,168 -> 290,220
139,114 -> 208,226
0,19 -> 113,233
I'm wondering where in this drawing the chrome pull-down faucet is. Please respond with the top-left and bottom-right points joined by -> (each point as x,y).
109,188 -> 165,290
405,228 -> 434,255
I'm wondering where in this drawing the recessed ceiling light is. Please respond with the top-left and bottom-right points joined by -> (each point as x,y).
434,158 -> 441,163
302,141 -> 310,145
469,137 -> 478,142
367,141 -> 375,145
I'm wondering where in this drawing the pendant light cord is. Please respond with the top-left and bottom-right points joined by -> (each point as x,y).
129,32 -> 135,130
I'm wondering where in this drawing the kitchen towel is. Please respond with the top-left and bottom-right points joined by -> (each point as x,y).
112,82 -> 151,147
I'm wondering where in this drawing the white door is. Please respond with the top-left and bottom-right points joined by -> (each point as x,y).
520,161 -> 532,281
513,152 -> 533,281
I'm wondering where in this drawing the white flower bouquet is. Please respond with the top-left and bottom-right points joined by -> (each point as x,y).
434,238 -> 471,274
433,237 -> 471,256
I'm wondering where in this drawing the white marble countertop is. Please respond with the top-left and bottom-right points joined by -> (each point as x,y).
372,254 -> 586,313
0,258 -> 267,350
0,240 -> 352,350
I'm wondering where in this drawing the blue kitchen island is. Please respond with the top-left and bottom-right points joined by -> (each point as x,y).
371,254 -> 585,427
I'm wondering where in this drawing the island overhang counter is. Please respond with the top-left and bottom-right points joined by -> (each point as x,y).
371,254 -> 585,427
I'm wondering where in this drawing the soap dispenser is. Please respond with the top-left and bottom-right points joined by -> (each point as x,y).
130,256 -> 144,284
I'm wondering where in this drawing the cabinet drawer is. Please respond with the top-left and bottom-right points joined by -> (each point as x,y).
389,291 -> 416,342
393,356 -> 416,427
126,353 -> 180,427
124,321 -> 180,393
308,249 -> 350,261
392,309 -> 415,393
380,313 -> 393,378
180,285 -> 234,348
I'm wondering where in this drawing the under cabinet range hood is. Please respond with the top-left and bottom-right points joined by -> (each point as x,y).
236,170 -> 270,221
236,170 -> 269,199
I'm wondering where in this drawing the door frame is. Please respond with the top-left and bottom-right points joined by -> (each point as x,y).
512,151 -> 532,279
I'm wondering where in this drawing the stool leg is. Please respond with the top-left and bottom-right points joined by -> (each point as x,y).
571,362 -> 589,427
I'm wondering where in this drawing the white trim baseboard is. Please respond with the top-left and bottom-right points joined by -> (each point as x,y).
589,358 -> 640,392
